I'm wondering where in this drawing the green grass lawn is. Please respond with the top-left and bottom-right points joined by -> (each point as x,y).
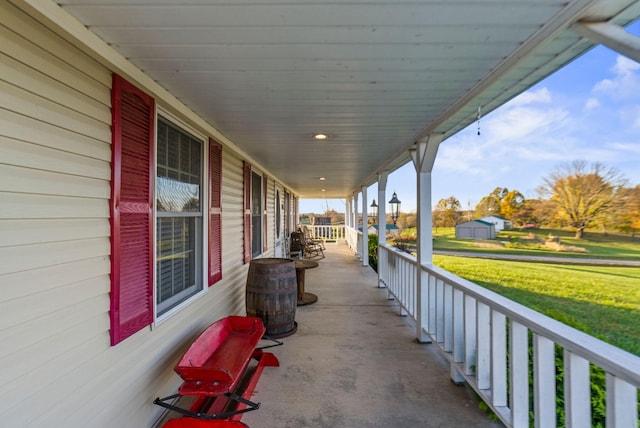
388,228 -> 640,354
431,227 -> 640,260
433,255 -> 640,356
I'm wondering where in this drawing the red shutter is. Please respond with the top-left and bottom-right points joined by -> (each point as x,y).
263,173 -> 268,252
208,138 -> 222,285
110,74 -> 155,346
243,161 -> 252,264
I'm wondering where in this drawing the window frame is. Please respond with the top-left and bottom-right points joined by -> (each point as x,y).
111,75 -> 225,343
250,170 -> 264,259
154,109 -> 208,323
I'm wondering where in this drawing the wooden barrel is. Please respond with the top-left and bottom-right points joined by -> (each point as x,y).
245,258 -> 297,338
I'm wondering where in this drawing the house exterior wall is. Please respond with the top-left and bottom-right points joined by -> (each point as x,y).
0,2 -> 284,426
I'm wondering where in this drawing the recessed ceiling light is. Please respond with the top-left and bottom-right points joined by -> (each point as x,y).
321,189 -> 326,192
319,177 -> 326,181
313,133 -> 328,140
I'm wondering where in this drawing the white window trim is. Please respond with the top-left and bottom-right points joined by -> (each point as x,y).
251,169 -> 264,259
154,107 -> 209,326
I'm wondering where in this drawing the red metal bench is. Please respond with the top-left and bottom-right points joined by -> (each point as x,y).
154,316 -> 280,427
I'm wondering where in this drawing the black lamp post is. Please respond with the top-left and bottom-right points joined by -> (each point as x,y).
370,199 -> 378,219
388,192 -> 401,225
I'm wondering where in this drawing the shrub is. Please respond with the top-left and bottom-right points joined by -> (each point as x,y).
368,233 -> 378,272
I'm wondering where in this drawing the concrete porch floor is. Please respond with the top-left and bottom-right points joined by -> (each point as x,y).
240,241 -> 502,428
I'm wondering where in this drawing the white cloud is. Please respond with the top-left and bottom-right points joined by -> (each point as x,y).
593,55 -> 640,99
485,105 -> 569,144
632,107 -> 640,129
509,87 -> 552,106
432,60 -> 640,206
438,87 -> 573,177
607,141 -> 640,155
584,97 -> 600,110
613,55 -> 640,75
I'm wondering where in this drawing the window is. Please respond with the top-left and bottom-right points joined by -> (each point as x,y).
111,75 -> 222,344
156,116 -> 204,316
242,163 -> 264,262
251,171 -> 263,259
243,162 -> 251,263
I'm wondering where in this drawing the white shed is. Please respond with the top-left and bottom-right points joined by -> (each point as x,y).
480,215 -> 512,232
368,224 -> 400,237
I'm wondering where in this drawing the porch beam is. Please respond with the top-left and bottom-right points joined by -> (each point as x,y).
573,21 -> 640,63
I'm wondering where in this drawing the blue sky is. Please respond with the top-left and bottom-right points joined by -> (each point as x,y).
301,22 -> 640,214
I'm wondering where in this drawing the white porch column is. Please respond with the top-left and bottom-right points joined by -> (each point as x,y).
353,193 -> 360,257
361,185 -> 369,267
377,172 -> 389,288
347,196 -> 354,250
410,134 -> 442,343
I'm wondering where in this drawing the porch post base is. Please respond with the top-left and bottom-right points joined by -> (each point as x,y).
450,365 -> 465,385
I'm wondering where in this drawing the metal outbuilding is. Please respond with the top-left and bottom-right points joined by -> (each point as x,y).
455,220 -> 496,239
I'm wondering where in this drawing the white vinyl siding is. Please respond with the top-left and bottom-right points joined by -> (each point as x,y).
0,2 -> 258,426
0,2 -> 113,426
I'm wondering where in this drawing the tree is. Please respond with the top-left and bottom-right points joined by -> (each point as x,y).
510,198 -> 538,227
434,196 -> 461,228
475,189 -> 501,217
475,187 -> 524,220
396,212 -> 416,229
540,161 -> 625,239
613,185 -> 640,236
323,209 -> 345,225
499,189 -> 525,220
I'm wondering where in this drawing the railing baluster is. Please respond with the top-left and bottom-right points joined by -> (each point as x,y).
564,350 -> 591,428
606,374 -> 637,428
444,283 -> 453,352
533,334 -> 556,428
453,289 -> 464,363
436,278 -> 445,344
374,238 -> 640,428
464,295 -> 477,376
476,302 -> 491,389
492,311 -> 507,407
510,320 -> 529,428
400,258 -> 407,316
428,274 -> 437,335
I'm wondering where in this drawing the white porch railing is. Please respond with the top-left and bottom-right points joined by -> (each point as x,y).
376,242 -> 640,428
306,224 -> 346,242
345,226 -> 360,254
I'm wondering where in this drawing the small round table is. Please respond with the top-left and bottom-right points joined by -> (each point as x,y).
294,259 -> 319,306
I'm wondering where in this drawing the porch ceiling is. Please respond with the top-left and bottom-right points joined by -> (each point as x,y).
56,0 -> 640,199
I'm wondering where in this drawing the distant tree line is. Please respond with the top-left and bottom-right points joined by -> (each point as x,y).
433,161 -> 639,239
301,161 -> 639,240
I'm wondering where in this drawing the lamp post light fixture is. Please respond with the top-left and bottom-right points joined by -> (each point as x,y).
388,192 -> 401,226
370,199 -> 378,219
